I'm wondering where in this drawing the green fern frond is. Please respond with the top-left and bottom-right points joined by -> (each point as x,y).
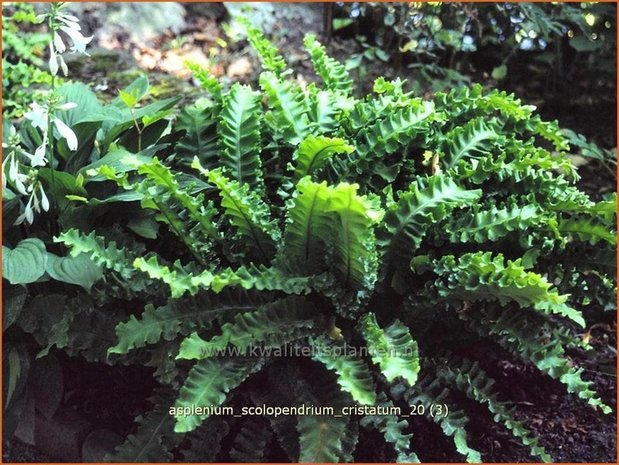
185,61 -> 223,98
260,71 -> 310,145
444,203 -> 543,243
379,175 -> 481,267
107,392 -> 180,462
396,375 -> 482,463
435,356 -> 551,462
174,357 -> 263,433
467,305 -> 611,414
360,393 -> 418,463
297,414 -> 348,463
230,417 -> 272,462
327,182 -> 384,290
175,104 -> 219,167
311,336 -> 377,405
181,417 -> 230,461
218,83 -> 264,190
134,255 -> 318,298
360,313 -> 420,386
292,135 -> 355,181
283,177 -> 334,271
108,290 -> 265,355
304,33 -> 353,95
443,117 -> 501,169
557,217 -> 616,246
194,163 -> 278,260
176,296 -> 315,359
239,17 -> 288,76
432,252 -> 585,327
54,229 -> 143,281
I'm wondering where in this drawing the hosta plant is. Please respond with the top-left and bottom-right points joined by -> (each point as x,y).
54,25 -> 615,462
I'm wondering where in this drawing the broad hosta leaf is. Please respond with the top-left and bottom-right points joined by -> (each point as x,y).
45,253 -> 103,291
2,238 -> 48,285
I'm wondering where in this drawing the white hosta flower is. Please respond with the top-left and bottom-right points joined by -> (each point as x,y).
15,194 -> 35,225
14,181 -> 50,225
39,183 -> 50,212
53,118 -> 78,151
49,44 -> 59,76
28,134 -> 49,167
24,102 -> 48,130
23,102 -> 79,158
59,24 -> 93,55
53,32 -> 66,53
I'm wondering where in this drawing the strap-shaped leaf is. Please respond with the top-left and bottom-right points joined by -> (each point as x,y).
297,415 -> 347,463
194,163 -> 277,260
260,71 -> 310,145
218,83 -> 263,190
292,135 -> 354,180
108,290 -> 264,355
445,203 -> 542,243
328,183 -> 384,290
469,305 -> 611,414
395,375 -> 481,463
436,356 -> 551,462
134,255 -> 318,298
177,296 -> 315,359
239,17 -> 287,76
311,336 -> 376,405
557,217 -> 617,246
283,177 -> 333,271
230,417 -> 272,462
174,357 -> 262,433
443,117 -> 500,168
379,175 -> 481,267
361,394 -> 418,463
175,104 -> 219,168
433,252 -> 585,327
304,33 -> 353,95
108,393 -> 180,462
360,313 -> 420,386
55,229 -> 142,281
137,158 -> 220,246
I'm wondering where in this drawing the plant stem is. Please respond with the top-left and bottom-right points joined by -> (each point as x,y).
47,9 -> 58,214
130,108 -> 143,152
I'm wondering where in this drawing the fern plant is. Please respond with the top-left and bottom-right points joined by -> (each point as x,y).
55,26 -> 616,462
